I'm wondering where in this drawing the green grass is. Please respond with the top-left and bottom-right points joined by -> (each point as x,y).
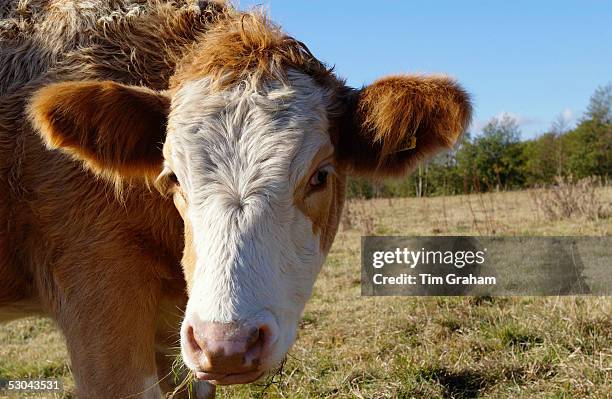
1,188 -> 611,398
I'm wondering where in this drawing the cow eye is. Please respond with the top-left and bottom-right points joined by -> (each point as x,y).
309,165 -> 333,188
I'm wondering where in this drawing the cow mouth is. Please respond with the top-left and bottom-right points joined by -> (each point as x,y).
194,370 -> 265,385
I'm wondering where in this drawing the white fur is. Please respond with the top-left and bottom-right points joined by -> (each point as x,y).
165,71 -> 333,372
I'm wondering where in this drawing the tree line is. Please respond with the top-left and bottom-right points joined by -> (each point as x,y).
348,83 -> 612,198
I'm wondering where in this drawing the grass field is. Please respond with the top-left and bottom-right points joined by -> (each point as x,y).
1,188 -> 611,398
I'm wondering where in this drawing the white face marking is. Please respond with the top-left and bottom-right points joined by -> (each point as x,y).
165,71 -> 334,371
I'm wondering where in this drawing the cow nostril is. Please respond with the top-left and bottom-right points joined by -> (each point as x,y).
186,324 -> 203,353
184,320 -> 276,373
258,324 -> 273,349
244,325 -> 268,365
246,327 -> 261,348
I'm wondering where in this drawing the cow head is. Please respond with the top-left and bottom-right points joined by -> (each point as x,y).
28,14 -> 470,386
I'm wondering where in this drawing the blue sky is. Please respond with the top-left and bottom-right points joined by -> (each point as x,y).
239,1 -> 612,140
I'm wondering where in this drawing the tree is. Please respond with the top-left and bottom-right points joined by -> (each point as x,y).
561,83 -> 612,179
561,120 -> 611,179
467,114 -> 525,191
482,113 -> 522,143
585,83 -> 612,124
346,177 -> 375,199
523,132 -> 560,185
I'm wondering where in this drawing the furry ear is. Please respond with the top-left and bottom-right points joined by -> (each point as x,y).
28,80 -> 170,178
336,75 -> 472,177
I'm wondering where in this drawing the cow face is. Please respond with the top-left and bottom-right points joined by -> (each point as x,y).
28,39 -> 470,386
163,71 -> 343,383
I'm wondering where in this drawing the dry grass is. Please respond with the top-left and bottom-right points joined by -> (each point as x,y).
1,187 -> 611,398
530,176 -> 611,222
341,200 -> 376,234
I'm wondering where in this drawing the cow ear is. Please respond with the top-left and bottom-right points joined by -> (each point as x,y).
28,80 -> 170,178
336,75 -> 472,177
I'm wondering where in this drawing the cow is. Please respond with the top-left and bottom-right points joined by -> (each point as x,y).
0,1 -> 471,397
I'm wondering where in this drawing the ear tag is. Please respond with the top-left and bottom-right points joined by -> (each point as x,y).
396,135 -> 417,153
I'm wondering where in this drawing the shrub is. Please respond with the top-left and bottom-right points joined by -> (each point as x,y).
530,176 -> 610,221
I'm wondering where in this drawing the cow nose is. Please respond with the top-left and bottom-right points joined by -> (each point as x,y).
185,321 -> 268,374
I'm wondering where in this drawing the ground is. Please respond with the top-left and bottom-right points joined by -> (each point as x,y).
1,188 -> 611,398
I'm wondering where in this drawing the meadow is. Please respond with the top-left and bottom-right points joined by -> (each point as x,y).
1,187 -> 611,398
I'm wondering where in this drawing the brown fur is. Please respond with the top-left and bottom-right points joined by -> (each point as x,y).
1,1 -> 471,398
1,1 -> 224,397
336,75 -> 472,177
29,81 -> 170,179
170,11 -> 341,92
293,144 -> 346,253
